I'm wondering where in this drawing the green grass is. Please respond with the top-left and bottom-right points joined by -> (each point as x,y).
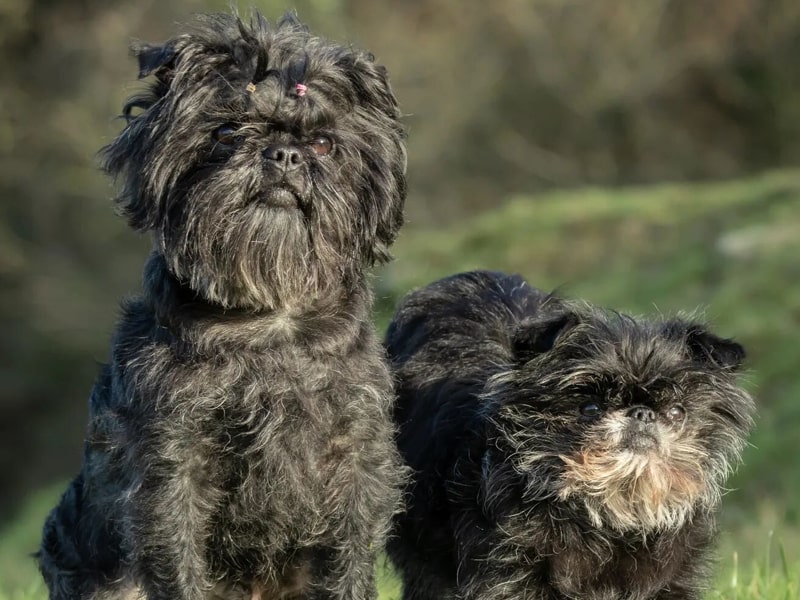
711,535 -> 800,600
5,170 -> 800,597
1,487 -> 796,599
2,488 -> 798,599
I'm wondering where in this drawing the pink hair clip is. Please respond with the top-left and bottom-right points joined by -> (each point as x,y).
295,83 -> 308,97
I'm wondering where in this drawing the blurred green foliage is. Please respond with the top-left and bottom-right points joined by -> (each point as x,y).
4,0 -> 800,515
2,0 -> 800,594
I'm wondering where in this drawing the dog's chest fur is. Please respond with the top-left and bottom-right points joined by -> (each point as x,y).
95,293 -> 395,572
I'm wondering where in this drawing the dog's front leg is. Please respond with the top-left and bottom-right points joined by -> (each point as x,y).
126,441 -> 221,600
311,475 -> 393,598
311,542 -> 379,600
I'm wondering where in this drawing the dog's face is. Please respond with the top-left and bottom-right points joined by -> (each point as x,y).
103,13 -> 406,310
492,306 -> 754,532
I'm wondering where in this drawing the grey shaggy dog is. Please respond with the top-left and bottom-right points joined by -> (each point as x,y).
38,12 -> 406,600
386,271 -> 754,600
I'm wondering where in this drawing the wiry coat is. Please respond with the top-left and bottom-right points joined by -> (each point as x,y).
386,271 -> 754,600
38,13 -> 406,600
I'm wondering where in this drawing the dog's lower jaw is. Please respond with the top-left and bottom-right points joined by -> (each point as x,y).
558,452 -> 709,533
257,187 -> 302,210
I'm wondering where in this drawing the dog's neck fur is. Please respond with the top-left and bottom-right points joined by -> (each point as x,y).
141,251 -> 371,355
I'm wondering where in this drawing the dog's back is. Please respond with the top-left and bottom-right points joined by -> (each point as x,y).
386,269 -> 546,379
385,270 -> 549,598
386,271 -> 547,471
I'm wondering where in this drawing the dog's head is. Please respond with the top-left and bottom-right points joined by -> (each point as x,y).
491,304 -> 754,532
103,12 -> 406,310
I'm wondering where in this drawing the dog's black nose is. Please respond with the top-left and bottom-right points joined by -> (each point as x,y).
263,144 -> 304,171
627,405 -> 656,423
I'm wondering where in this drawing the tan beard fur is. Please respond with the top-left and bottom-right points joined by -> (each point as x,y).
559,415 -> 715,532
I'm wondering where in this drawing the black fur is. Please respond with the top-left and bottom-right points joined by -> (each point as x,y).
386,271 -> 754,600
39,12 -> 406,600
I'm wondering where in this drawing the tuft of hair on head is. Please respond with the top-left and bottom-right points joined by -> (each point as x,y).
236,11 -> 271,85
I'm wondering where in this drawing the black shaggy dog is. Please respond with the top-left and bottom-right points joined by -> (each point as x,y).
38,12 -> 406,600
386,271 -> 754,600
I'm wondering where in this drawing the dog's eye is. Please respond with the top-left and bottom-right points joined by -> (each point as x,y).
579,402 -> 603,418
212,125 -> 238,145
667,405 -> 686,422
308,136 -> 333,156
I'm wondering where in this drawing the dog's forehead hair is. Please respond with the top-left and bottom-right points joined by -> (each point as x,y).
172,24 -> 368,133
244,74 -> 346,133
546,321 -> 698,401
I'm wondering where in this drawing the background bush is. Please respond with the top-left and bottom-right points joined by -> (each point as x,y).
1,0 -> 799,595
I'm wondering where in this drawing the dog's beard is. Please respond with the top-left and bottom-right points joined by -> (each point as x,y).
558,413 -> 718,532
157,159 -> 364,311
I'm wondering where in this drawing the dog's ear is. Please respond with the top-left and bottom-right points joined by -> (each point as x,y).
512,311 -> 580,364
350,58 -> 401,119
342,54 -> 406,266
364,61 -> 405,262
117,41 -> 178,125
662,320 -> 746,370
132,41 -> 177,83
369,165 -> 406,265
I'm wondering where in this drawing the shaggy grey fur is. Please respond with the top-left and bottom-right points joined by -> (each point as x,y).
38,12 -> 406,600
386,271 -> 754,600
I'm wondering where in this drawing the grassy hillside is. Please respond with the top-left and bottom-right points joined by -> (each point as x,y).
4,171 -> 799,597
